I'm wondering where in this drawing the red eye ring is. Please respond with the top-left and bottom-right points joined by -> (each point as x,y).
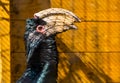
36,25 -> 45,34
37,26 -> 43,30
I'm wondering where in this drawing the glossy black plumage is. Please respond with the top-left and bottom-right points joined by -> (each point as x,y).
16,18 -> 58,83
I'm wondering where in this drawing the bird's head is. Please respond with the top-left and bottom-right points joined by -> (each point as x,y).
25,8 -> 81,62
34,8 -> 81,36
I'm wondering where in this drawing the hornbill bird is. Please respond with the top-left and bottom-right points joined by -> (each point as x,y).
16,8 -> 80,83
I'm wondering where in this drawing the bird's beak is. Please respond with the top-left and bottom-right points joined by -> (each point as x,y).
69,25 -> 78,29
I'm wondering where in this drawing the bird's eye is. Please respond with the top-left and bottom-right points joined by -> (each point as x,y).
37,26 -> 43,30
36,25 -> 44,30
36,25 -> 45,34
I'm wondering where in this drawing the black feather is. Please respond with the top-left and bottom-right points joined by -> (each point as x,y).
16,18 -> 58,83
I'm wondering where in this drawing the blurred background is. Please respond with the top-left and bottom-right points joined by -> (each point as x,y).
0,0 -> 120,83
